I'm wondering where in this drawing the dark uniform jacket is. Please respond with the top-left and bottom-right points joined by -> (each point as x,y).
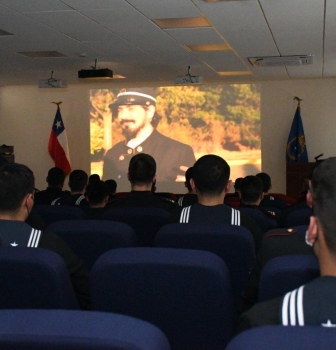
241,228 -> 313,311
34,187 -> 70,205
237,277 -> 336,333
260,194 -> 287,211
168,203 -> 264,251
103,129 -> 196,193
0,220 -> 91,310
177,193 -> 198,207
106,190 -> 177,213
53,194 -> 89,207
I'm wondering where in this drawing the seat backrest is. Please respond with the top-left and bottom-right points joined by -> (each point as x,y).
0,309 -> 171,350
283,207 -> 313,227
226,325 -> 336,350
238,207 -> 277,233
91,247 -> 235,350
34,205 -> 85,226
45,220 -> 137,269
102,207 -> 170,246
155,223 -> 255,296
0,247 -> 78,309
258,254 -> 320,302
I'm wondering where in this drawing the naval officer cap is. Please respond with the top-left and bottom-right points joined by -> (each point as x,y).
109,88 -> 157,109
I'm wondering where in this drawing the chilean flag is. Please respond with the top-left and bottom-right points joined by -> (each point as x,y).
48,104 -> 71,175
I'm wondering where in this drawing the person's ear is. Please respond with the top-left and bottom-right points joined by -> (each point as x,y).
190,178 -> 197,192
225,180 -> 232,194
127,172 -> 130,181
260,192 -> 264,201
152,175 -> 156,183
146,105 -> 155,121
306,216 -> 318,246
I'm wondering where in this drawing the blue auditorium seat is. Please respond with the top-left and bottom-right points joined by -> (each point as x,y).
283,207 -> 313,227
226,325 -> 336,350
0,247 -> 78,309
102,207 -> 170,246
0,309 -> 171,350
155,223 -> 255,296
258,254 -> 320,302
45,220 -> 137,269
34,205 -> 85,226
90,247 -> 235,349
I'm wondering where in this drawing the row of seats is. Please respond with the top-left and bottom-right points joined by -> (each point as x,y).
45,220 -> 255,297
0,246 -> 235,349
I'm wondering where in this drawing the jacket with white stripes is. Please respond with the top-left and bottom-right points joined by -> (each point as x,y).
52,193 -> 89,207
0,220 -> 91,310
237,276 -> 336,333
169,203 -> 263,251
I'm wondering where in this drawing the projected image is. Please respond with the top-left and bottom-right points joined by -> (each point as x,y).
90,84 -> 261,193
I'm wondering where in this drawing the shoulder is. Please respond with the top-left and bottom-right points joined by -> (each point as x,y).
237,297 -> 281,334
153,130 -> 193,150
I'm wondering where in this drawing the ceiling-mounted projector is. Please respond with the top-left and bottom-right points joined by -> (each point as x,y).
78,59 -> 113,79
175,66 -> 203,85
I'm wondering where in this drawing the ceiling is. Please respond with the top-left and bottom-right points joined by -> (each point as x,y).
0,0 -> 334,87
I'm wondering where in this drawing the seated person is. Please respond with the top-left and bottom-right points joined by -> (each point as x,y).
177,167 -> 198,207
0,162 -> 90,310
256,172 -> 287,210
169,155 -> 263,251
34,167 -> 70,205
106,153 -> 177,213
239,175 -> 280,231
53,170 -> 89,207
84,180 -> 109,219
238,157 -> 336,332
105,179 -> 117,202
88,173 -> 100,184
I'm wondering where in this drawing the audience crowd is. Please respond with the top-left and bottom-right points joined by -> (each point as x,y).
0,151 -> 331,346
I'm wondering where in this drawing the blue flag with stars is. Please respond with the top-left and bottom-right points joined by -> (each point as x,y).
286,104 -> 308,162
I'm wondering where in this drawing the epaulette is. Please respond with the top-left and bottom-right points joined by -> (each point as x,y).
264,228 -> 298,238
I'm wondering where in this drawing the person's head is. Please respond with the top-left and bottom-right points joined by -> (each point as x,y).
88,174 -> 100,184
307,157 -> 336,261
85,180 -> 109,208
68,170 -> 88,193
192,155 -> 230,197
0,155 -> 8,168
109,88 -> 161,140
46,167 -> 65,188
128,153 -> 156,189
256,172 -> 272,193
185,167 -> 194,193
0,162 -> 35,219
234,177 -> 243,193
240,176 -> 264,205
105,179 -> 117,195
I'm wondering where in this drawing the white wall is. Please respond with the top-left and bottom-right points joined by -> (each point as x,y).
1,79 -> 335,193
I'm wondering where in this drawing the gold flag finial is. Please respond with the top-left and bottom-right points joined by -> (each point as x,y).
51,101 -> 62,106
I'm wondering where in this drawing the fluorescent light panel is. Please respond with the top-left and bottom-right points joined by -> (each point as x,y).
153,17 -> 211,29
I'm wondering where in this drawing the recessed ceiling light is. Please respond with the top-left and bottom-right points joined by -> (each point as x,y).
217,71 -> 252,76
153,17 -> 211,29
17,51 -> 67,58
186,43 -> 231,52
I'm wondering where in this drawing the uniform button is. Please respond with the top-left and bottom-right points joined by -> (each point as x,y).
137,146 -> 143,152
119,155 -> 125,161
127,149 -> 132,154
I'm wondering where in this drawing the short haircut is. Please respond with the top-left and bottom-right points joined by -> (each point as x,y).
256,172 -> 271,192
128,154 -> 156,185
88,174 -> 100,184
185,167 -> 193,192
0,162 -> 34,212
311,157 -> 336,254
234,177 -> 243,192
46,167 -> 65,186
85,180 -> 109,205
68,170 -> 88,192
105,179 -> 117,194
240,176 -> 263,204
193,155 -> 230,196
